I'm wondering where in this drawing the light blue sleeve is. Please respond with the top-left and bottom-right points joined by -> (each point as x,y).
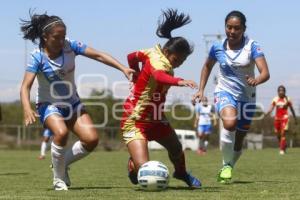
251,41 -> 264,59
25,51 -> 42,73
208,44 -> 217,60
67,39 -> 87,55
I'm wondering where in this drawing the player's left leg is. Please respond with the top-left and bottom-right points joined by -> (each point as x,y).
198,132 -> 205,155
279,119 -> 289,154
156,129 -> 201,188
203,125 -> 212,152
203,134 -> 210,152
64,110 -> 99,186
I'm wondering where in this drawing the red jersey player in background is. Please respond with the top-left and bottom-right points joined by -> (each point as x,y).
266,85 -> 298,155
121,9 -> 201,188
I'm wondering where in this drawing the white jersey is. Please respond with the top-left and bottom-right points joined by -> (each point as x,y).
195,104 -> 214,125
26,38 -> 87,106
209,36 -> 265,102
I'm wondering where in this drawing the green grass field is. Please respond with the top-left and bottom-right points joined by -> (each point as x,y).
0,148 -> 299,200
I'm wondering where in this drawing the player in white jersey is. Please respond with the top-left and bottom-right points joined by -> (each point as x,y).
193,11 -> 270,183
20,12 -> 134,190
194,97 -> 216,155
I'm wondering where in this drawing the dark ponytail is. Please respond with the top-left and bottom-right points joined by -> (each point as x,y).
156,9 -> 193,55
20,10 -> 65,48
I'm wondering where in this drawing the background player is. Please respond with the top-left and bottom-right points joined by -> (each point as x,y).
193,10 -> 270,183
194,96 -> 216,155
266,85 -> 298,155
20,11 -> 134,190
121,9 -> 201,188
38,129 -> 53,160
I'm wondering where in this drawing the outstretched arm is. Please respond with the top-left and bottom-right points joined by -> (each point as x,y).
20,72 -> 39,126
83,47 -> 135,80
151,70 -> 197,89
192,58 -> 216,104
265,103 -> 275,116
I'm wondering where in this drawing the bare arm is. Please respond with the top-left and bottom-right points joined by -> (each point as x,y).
289,104 -> 298,124
265,103 -> 275,116
194,112 -> 199,128
192,58 -> 216,104
83,47 -> 135,80
246,56 -> 270,86
20,72 -> 39,126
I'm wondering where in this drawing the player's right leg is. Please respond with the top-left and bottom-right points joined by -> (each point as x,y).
215,91 -> 238,184
127,139 -> 149,185
121,121 -> 149,185
45,115 -> 69,191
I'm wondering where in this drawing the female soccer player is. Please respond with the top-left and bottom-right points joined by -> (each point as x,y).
266,85 -> 298,155
121,9 -> 201,188
194,96 -> 216,155
38,129 -> 53,160
20,12 -> 134,190
193,10 -> 270,183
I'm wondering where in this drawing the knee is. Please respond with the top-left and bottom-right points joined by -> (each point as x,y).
83,135 -> 99,151
223,120 -> 237,132
53,127 -> 69,145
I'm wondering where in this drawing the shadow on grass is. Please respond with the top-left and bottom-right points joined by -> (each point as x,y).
135,186 -> 222,192
0,172 -> 29,176
232,180 -> 254,184
68,186 -> 133,191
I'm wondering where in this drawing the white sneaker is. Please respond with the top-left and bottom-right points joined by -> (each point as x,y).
50,164 -> 71,187
279,150 -> 285,155
53,178 -> 68,191
64,167 -> 71,187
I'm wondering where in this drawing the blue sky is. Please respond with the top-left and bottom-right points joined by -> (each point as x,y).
1,0 -> 299,113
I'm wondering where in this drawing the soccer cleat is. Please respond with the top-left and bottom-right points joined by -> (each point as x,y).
50,164 -> 71,187
197,149 -> 206,156
173,172 -> 201,188
127,157 -> 138,185
279,150 -> 285,155
217,165 -> 232,184
38,155 -> 45,160
53,178 -> 68,191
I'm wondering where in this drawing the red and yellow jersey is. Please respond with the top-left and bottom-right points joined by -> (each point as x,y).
122,45 -> 182,123
271,96 -> 292,120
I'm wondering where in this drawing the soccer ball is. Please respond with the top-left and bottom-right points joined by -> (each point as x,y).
137,161 -> 169,191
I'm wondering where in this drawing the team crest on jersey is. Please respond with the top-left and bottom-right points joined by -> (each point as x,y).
215,96 -> 229,104
55,69 -> 66,79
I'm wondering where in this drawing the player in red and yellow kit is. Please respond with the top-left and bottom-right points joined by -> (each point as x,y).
266,85 -> 297,154
121,9 -> 201,188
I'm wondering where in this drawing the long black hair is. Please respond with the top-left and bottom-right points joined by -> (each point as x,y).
20,10 -> 66,48
156,9 -> 193,55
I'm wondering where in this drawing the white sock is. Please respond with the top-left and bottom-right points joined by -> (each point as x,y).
51,142 -> 66,180
204,141 -> 209,150
65,141 -> 90,167
232,150 -> 242,167
41,141 -> 48,156
220,128 -> 235,167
